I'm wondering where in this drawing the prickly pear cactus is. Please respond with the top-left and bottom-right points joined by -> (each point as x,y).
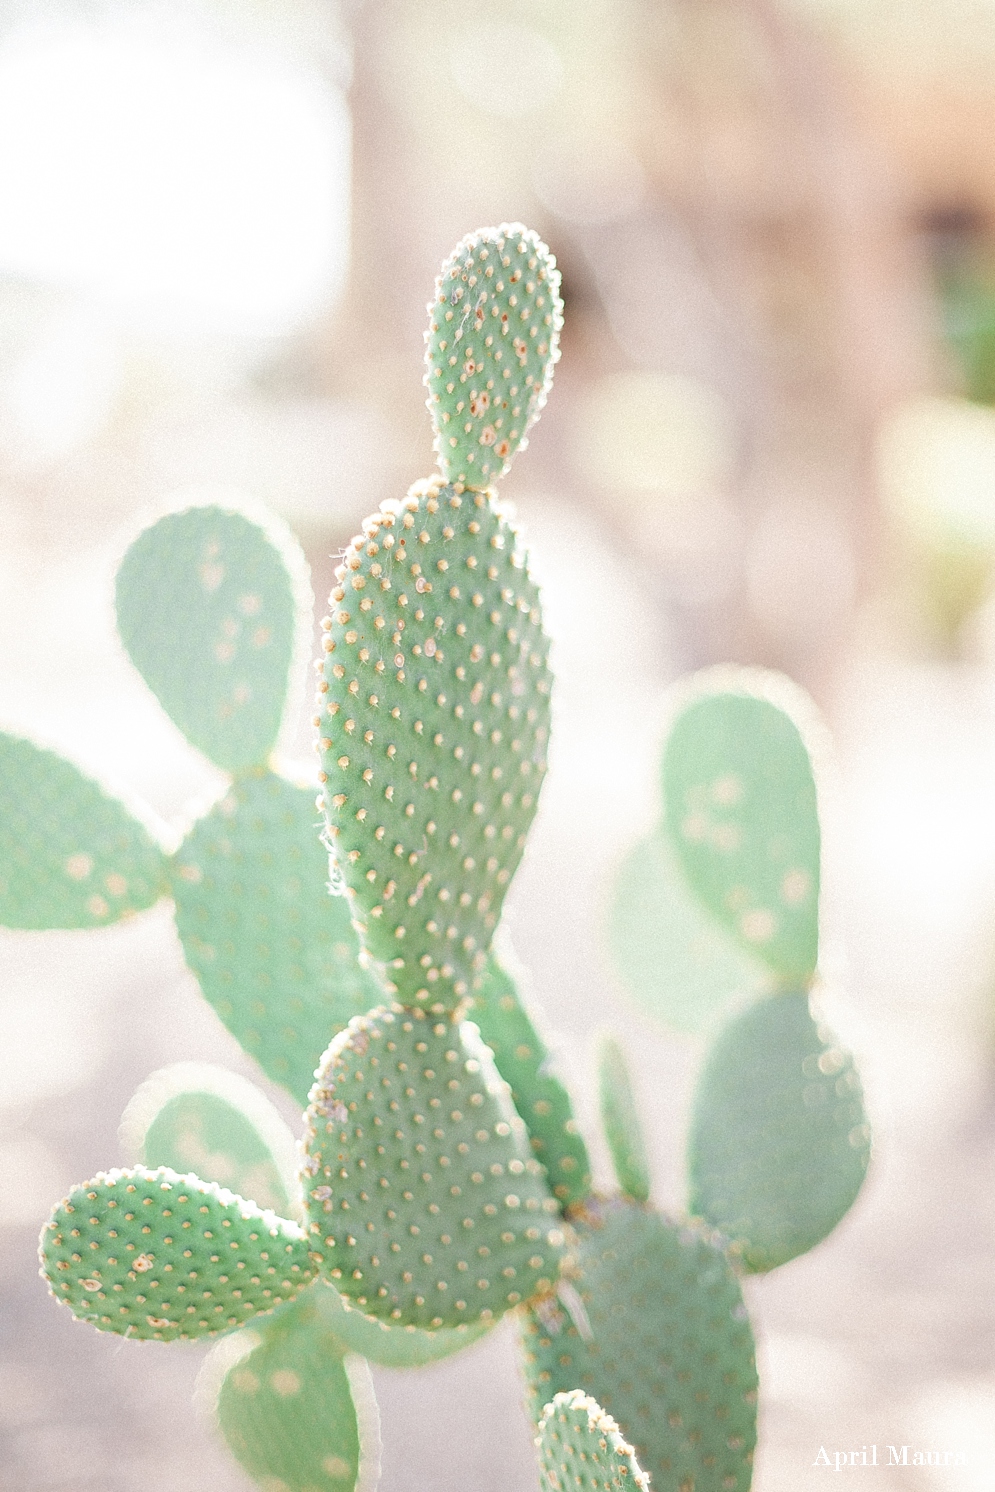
536,1391 -> 649,1492
425,224 -> 562,489
597,1037 -> 650,1205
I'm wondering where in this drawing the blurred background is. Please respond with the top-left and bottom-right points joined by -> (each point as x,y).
2,0 -> 995,1487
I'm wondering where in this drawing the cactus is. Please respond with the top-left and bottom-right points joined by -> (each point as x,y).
27,229 -> 871,1492
609,668 -> 871,1269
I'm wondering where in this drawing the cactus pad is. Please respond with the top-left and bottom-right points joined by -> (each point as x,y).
663,682 -> 820,985
40,1166 -> 314,1340
0,733 -> 167,928
609,832 -> 767,1034
425,225 -> 562,489
317,477 -> 552,1010
116,504 -> 309,772
687,990 -> 870,1271
536,1391 -> 649,1492
301,1007 -> 565,1328
120,1062 -> 300,1218
472,958 -> 590,1208
521,1197 -> 757,1492
597,1039 -> 650,1205
169,770 -> 380,1106
210,1291 -> 378,1492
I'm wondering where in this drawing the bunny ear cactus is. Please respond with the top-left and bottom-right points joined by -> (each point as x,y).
609,667 -> 871,1271
536,1391 -> 649,1492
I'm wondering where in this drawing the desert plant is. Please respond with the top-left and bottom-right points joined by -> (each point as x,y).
16,227 -> 868,1492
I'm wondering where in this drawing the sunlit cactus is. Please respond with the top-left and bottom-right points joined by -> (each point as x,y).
27,228 -> 871,1492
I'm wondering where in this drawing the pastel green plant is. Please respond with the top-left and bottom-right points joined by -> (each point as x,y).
521,1041 -> 758,1492
609,667 -> 871,1271
32,229 -> 874,1492
204,1291 -> 380,1492
1,501 -> 379,1106
597,1036 -> 650,1205
536,1391 -> 649,1492
687,991 -> 870,1272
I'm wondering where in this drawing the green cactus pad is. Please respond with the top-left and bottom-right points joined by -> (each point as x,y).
536,1390 -> 649,1492
687,990 -> 871,1271
316,1277 -> 492,1366
609,831 -> 767,1034
209,1291 -> 378,1492
597,1039 -> 650,1205
116,504 -> 309,772
425,225 -> 562,489
301,1006 -> 565,1329
169,770 -> 381,1106
471,958 -> 590,1209
120,1063 -> 300,1218
663,680 -> 821,985
318,477 -> 552,1011
521,1198 -> 757,1492
40,1166 -> 314,1341
0,733 -> 167,929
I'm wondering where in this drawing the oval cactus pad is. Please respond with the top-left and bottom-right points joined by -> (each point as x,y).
663,683 -> 820,984
40,1166 -> 314,1341
121,1063 -> 300,1218
521,1198 -> 757,1492
610,831 -> 767,1034
212,1292 -> 376,1492
0,733 -> 167,929
537,1391 -> 649,1492
687,990 -> 871,1271
425,224 -> 562,489
471,958 -> 590,1209
116,504 -> 308,772
169,771 -> 380,1107
318,478 -> 552,1010
317,1276 -> 492,1367
301,1007 -> 564,1329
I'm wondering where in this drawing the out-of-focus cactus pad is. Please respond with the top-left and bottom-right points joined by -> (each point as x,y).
116,505 -> 306,772
318,478 -> 552,1010
317,1277 -> 491,1366
663,688 -> 820,984
425,225 -> 562,489
169,771 -> 380,1107
40,1166 -> 314,1341
0,733 -> 167,928
610,831 -> 767,1033
536,1390 -> 649,1492
301,1007 -> 564,1328
121,1063 -> 299,1218
521,1197 -> 757,1492
597,1039 -> 650,1205
214,1291 -> 374,1492
687,991 -> 871,1271
471,959 -> 590,1208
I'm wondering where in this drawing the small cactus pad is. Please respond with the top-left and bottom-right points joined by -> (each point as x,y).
471,958 -> 590,1209
318,478 -> 552,1010
597,1039 -> 650,1205
536,1391 -> 649,1492
521,1198 -> 757,1492
301,1007 -> 565,1328
317,1277 -> 492,1366
663,684 -> 820,985
425,225 -> 562,488
40,1167 -> 314,1341
120,1063 -> 300,1218
0,733 -> 167,928
211,1291 -> 378,1492
687,991 -> 871,1271
609,832 -> 767,1034
116,504 -> 309,772
169,771 -> 380,1106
